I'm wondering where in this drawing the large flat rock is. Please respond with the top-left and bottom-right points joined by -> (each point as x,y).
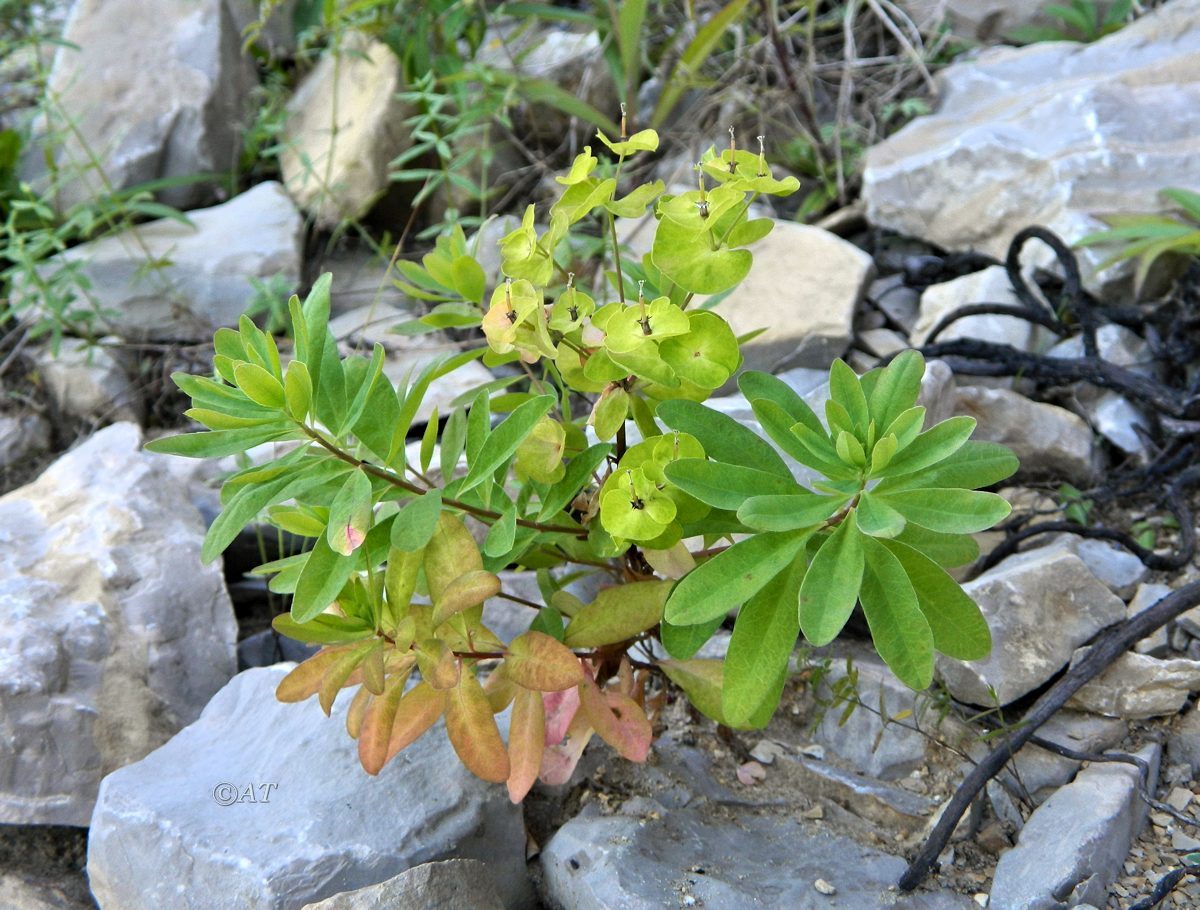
87,666 -> 532,910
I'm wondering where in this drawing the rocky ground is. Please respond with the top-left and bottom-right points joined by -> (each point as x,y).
3,0 -> 1200,908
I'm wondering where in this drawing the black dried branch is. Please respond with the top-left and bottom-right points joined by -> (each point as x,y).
899,579 -> 1200,892
1128,865 -> 1198,910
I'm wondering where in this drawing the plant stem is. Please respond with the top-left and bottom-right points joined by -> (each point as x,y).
298,423 -> 587,538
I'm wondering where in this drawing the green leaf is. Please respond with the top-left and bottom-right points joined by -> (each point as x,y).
875,441 -> 1020,493
829,359 -> 869,432
233,362 -> 285,410
616,0 -> 647,89
143,426 -> 296,458
798,519 -> 864,647
868,349 -> 924,431
664,459 -> 800,510
326,470 -> 374,556
659,615 -> 725,660
292,533 -> 357,623
484,505 -> 518,558
853,492 -> 906,538
882,541 -> 991,661
894,524 -> 980,569
461,395 -> 556,493
563,580 -> 670,648
339,343 -> 387,435
538,444 -> 611,521
658,658 -> 776,728
283,361 -> 313,420
650,215 -> 752,295
736,491 -> 847,532
271,612 -> 374,645
872,416 -> 977,479
657,399 -> 790,479
451,254 -> 486,304
665,530 -> 810,626
878,488 -> 1012,534
391,491 -> 442,551
859,538 -> 934,690
722,562 -> 801,727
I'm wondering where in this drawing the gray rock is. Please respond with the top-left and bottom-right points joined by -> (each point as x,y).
1067,650 -> 1200,719
87,665 -> 532,909
1042,535 -> 1148,598
32,339 -> 142,424
0,411 -> 51,470
300,859 -> 505,910
24,182 -> 302,343
857,327 -> 909,359
1129,583 -> 1173,657
870,274 -> 921,334
700,221 -> 875,372
324,303 -> 494,425
912,267 -> 1040,352
937,547 -> 1125,706
782,754 -> 939,837
813,655 -> 929,781
0,871 -> 95,910
1046,324 -> 1153,375
863,1 -> 1200,298
227,0 -> 296,57
236,630 -> 318,671
540,801 -> 972,910
989,745 -> 1160,910
0,423 -> 236,825
953,386 -> 1098,481
903,0 -> 1098,42
1168,708 -> 1200,775
25,0 -> 256,211
280,33 -> 410,228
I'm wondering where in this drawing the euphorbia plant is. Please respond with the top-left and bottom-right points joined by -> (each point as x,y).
148,126 -> 1018,801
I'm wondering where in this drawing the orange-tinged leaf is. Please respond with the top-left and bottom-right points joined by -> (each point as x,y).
579,676 -> 652,762
358,674 -> 408,774
425,513 -> 483,603
345,686 -> 372,739
275,647 -> 350,703
431,569 -> 502,627
507,687 -> 546,803
483,666 -> 518,713
446,673 -> 511,783
385,682 -> 448,762
362,644 -> 386,696
318,641 -> 380,716
415,638 -> 461,689
504,631 -> 585,691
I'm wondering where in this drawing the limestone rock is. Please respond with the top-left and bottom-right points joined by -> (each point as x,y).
281,33 -> 410,228
813,655 -> 929,781
937,547 -> 1125,706
87,666 -> 532,910
1041,535 -> 1147,598
324,304 -> 494,425
540,801 -> 972,910
953,386 -> 1098,481
1167,708 -> 1200,775
27,0 -> 256,211
700,221 -> 874,372
989,745 -> 1160,910
300,860 -> 505,910
1129,583 -> 1173,656
902,0 -> 1119,42
23,182 -> 302,343
1067,650 -> 1200,719
32,339 -> 142,424
863,1 -> 1200,298
0,423 -> 237,825
0,412 -> 51,471
912,267 -> 1039,351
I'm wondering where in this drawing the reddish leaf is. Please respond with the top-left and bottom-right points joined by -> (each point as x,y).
540,706 -> 593,785
579,676 -> 652,762
318,641 -> 380,716
358,675 -> 407,775
446,673 -> 511,783
385,682 -> 448,762
507,687 -> 545,803
361,644 -> 386,696
543,686 -> 582,746
737,760 -> 767,786
504,631 -> 585,692
483,667 -> 518,713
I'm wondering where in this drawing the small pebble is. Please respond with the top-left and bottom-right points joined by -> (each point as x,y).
1166,787 -> 1194,812
800,805 -> 825,820
1171,830 -> 1200,852
814,878 -> 837,896
737,761 -> 766,786
973,894 -> 989,908
1150,811 -> 1172,828
799,744 -> 826,760
750,739 -> 786,765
